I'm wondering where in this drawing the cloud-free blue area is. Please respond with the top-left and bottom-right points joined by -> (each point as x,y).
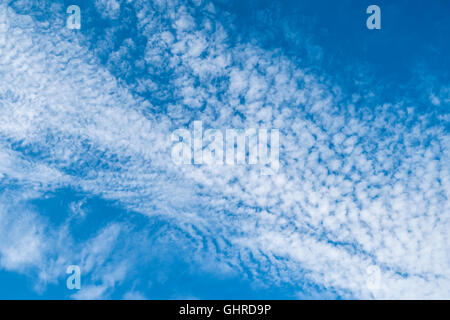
217,0 -> 450,112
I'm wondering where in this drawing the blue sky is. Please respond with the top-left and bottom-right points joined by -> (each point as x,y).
0,0 -> 448,299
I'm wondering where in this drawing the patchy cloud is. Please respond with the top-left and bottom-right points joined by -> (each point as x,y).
0,0 -> 448,299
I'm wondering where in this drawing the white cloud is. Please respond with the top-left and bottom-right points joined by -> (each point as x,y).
95,0 -> 121,20
123,290 -> 146,300
0,1 -> 448,299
